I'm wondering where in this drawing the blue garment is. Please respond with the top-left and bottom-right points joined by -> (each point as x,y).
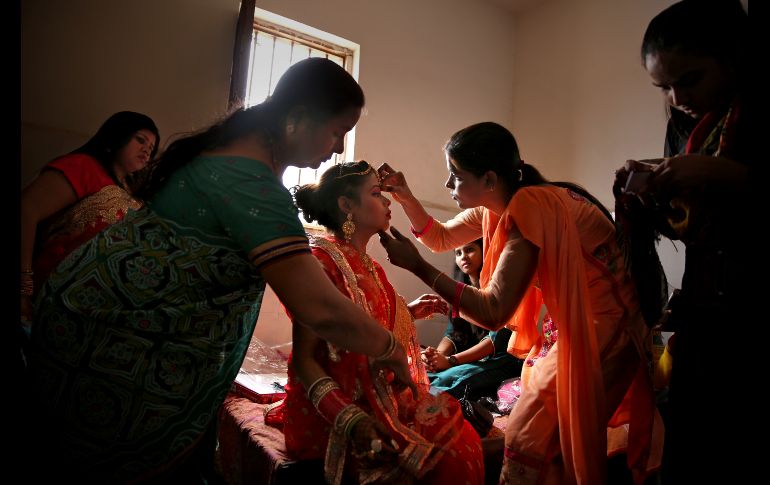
429,323 -> 523,400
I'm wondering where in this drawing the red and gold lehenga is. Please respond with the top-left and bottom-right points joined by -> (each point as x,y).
272,235 -> 484,485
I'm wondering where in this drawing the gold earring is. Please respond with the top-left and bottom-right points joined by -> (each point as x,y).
342,213 -> 356,243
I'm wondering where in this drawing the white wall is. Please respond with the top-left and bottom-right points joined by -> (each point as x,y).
510,0 -> 687,289
21,0 -> 517,348
24,0 -> 711,346
251,0 -> 519,347
21,0 -> 238,186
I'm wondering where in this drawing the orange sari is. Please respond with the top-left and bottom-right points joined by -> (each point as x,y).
420,186 -> 662,484
278,235 -> 484,485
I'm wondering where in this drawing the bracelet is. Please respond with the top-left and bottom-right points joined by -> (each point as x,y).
429,270 -> 444,291
410,217 -> 435,238
306,376 -> 334,401
21,272 -> 34,297
451,281 -> 466,318
309,379 -> 340,408
335,404 -> 368,438
447,355 -> 459,366
374,331 -> 397,361
312,382 -> 357,428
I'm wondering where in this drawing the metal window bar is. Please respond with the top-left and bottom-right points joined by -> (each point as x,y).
246,23 -> 354,190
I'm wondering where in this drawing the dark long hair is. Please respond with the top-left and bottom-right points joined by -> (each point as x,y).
293,160 -> 373,232
444,122 -> 614,223
135,58 -> 365,200
624,0 -> 750,327
641,0 -> 747,155
60,111 -> 159,187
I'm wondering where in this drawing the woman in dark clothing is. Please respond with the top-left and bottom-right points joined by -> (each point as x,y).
422,239 -> 523,400
613,1 -> 753,482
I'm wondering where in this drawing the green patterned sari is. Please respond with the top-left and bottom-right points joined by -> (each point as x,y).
31,156 -> 309,481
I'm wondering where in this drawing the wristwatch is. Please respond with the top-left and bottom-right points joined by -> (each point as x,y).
447,355 -> 458,366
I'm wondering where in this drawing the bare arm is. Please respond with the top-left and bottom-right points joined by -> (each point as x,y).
453,337 -> 495,364
21,170 -> 78,320
435,337 -> 455,356
377,162 -> 482,252
289,320 -> 327,391
379,226 -> 539,331
20,170 -> 78,273
260,251 -> 416,396
261,251 -> 392,356
427,337 -> 495,372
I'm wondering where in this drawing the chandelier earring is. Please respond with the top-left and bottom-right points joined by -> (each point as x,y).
342,213 -> 356,243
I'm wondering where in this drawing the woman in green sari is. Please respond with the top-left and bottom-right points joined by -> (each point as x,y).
29,58 -> 414,483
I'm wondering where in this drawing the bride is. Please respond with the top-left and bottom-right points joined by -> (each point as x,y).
268,161 -> 484,485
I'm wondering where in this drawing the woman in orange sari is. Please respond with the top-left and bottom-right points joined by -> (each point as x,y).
273,161 -> 484,484
377,122 -> 662,484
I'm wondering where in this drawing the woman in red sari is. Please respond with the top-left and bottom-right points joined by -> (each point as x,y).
274,161 -> 484,484
20,111 -> 160,327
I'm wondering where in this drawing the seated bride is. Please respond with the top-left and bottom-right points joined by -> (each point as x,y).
267,161 -> 484,484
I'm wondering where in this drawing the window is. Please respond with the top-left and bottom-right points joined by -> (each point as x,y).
246,8 -> 360,190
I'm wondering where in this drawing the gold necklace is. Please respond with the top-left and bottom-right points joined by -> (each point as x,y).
353,244 -> 391,325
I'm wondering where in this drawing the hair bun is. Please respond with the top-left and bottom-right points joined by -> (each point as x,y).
293,183 -> 319,223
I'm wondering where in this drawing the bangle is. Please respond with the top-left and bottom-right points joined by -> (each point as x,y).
375,331 -> 397,361
306,376 -> 334,400
451,281 -> 466,318
309,379 -> 340,408
311,380 -> 358,428
429,270 -> 444,290
410,217 -> 434,238
21,272 -> 34,297
337,405 -> 368,438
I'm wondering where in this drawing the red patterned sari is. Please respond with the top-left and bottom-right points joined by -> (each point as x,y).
33,154 -> 141,288
278,235 -> 484,484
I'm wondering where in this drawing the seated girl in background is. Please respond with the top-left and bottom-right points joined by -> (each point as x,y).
423,239 -> 523,400
273,161 -> 484,485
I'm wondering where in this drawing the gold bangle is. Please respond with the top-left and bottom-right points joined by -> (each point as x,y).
306,376 -> 334,401
309,379 -> 340,408
337,405 -> 367,438
374,331 -> 397,361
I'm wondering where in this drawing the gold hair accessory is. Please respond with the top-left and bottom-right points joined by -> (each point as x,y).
342,212 -> 356,243
335,163 -> 376,181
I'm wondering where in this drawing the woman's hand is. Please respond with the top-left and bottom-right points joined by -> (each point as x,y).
426,351 -> 452,372
650,154 -> 749,199
408,294 -> 448,320
612,159 -> 660,200
421,346 -> 436,371
377,227 -> 424,273
371,340 -> 418,399
377,163 -> 416,205
350,414 -> 399,467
